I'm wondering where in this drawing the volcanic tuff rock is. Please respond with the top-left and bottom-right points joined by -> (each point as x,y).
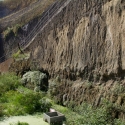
20,0 -> 124,82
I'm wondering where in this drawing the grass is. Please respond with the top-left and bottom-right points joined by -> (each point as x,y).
2,90 -> 42,115
0,73 -> 21,95
52,101 -> 125,125
0,73 -> 52,116
52,104 -> 81,125
0,73 -> 125,125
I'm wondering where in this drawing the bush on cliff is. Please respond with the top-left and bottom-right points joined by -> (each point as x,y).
21,71 -> 48,91
3,24 -> 22,41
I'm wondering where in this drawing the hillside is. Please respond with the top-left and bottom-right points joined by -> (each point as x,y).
0,0 -> 56,31
3,0 -> 38,11
1,0 -> 125,121
0,0 -> 38,18
0,0 -> 57,64
8,0 -> 125,119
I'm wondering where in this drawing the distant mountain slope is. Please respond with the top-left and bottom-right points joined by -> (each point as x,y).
0,1 -> 8,18
0,0 -> 38,18
0,0 -> 56,31
3,0 -> 38,12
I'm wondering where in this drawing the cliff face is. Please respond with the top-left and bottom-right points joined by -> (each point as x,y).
24,0 -> 125,81
8,0 -> 125,119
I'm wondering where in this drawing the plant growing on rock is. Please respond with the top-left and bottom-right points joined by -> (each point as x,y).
3,27 -> 14,41
3,24 -> 22,41
21,71 -> 48,91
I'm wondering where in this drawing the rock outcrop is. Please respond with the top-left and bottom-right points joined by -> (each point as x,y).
23,0 -> 125,82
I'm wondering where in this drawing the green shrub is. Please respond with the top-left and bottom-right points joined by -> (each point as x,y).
13,51 -> 30,60
114,119 -> 125,125
12,50 -> 21,59
3,24 -> 22,41
21,71 -> 48,91
48,81 -> 57,96
48,78 -> 61,98
3,27 -> 14,41
0,104 -> 4,117
73,103 -> 111,125
13,24 -> 22,36
39,97 -> 52,112
2,90 -> 43,116
0,73 -> 21,95
53,102 -> 125,125
1,88 -> 52,116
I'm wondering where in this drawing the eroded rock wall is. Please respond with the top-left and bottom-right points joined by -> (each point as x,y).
9,0 -> 125,119
25,0 -> 125,82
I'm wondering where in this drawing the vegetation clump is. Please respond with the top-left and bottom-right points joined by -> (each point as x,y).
3,24 -> 22,41
53,102 -> 125,125
21,71 -> 48,91
0,73 -> 52,116
0,73 -> 21,95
